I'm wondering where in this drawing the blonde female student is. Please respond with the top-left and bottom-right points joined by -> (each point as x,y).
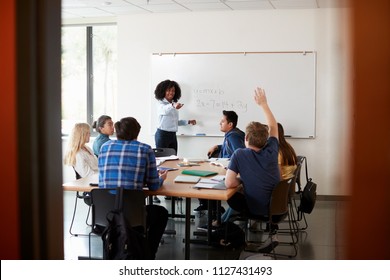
64,123 -> 98,178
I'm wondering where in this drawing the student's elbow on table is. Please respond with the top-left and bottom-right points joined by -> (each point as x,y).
225,178 -> 240,189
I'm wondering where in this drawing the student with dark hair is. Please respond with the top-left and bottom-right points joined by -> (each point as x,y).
278,122 -> 297,179
154,79 -> 196,153
195,110 -> 245,213
98,117 -> 168,259
207,110 -> 245,158
92,115 -> 114,156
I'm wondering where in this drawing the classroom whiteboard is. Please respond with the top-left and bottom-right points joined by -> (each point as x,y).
150,52 -> 316,138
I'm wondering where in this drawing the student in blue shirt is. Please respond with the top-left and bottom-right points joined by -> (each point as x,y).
195,110 -> 245,213
207,110 -> 245,158
223,87 -> 281,253
92,115 -> 114,156
98,117 -> 168,259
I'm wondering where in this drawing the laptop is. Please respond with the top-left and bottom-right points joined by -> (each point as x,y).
174,175 -> 201,183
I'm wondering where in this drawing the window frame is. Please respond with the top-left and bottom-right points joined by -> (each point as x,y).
61,23 -> 117,136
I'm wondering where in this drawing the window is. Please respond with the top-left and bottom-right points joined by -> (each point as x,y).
61,25 -> 117,135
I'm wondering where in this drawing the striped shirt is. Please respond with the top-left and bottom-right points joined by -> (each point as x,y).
98,139 -> 162,190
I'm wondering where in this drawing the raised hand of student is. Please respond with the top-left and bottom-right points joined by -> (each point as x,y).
254,87 -> 268,107
254,87 -> 278,139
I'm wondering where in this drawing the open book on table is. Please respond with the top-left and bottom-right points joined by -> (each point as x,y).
193,175 -> 226,190
156,155 -> 179,161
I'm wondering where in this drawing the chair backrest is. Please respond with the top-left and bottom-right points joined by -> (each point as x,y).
90,188 -> 146,232
295,156 -> 305,192
269,178 -> 293,222
73,167 -> 82,179
152,148 -> 176,157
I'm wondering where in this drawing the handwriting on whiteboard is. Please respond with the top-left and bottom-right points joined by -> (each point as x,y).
195,99 -> 247,112
193,88 -> 248,112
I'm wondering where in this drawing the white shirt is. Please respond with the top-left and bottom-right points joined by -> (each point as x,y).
156,98 -> 188,132
74,146 -> 98,178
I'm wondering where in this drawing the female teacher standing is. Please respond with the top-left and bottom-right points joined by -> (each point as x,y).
154,79 -> 196,154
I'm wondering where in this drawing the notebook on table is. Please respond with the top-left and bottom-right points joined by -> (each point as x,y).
174,175 -> 201,183
193,180 -> 226,190
157,166 -> 178,171
181,170 -> 218,177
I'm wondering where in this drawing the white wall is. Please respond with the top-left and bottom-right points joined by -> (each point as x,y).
112,9 -> 351,196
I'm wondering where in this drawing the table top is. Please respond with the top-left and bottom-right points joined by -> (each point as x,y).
63,159 -> 238,201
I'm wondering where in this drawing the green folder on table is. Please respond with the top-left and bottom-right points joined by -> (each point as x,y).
181,169 -> 218,177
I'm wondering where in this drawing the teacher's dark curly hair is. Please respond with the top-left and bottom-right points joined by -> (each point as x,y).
154,79 -> 182,102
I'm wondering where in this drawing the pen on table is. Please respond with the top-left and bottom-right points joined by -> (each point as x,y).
196,133 -> 206,136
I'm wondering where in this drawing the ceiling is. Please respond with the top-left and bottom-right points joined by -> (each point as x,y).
62,0 -> 349,19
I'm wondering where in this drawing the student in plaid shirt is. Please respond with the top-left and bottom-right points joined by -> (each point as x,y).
98,117 -> 168,259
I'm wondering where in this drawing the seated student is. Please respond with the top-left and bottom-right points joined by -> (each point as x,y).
206,110 -> 245,159
222,87 -> 281,253
98,117 -> 168,260
278,122 -> 298,179
194,110 -> 245,213
247,122 -> 298,231
92,115 -> 114,157
64,123 -> 98,178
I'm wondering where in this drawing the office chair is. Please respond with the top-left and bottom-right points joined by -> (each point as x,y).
152,147 -> 179,237
276,156 -> 304,238
87,188 -> 146,259
152,147 -> 177,157
68,168 -> 92,236
244,178 -> 298,259
294,156 -> 309,230
152,147 -> 177,203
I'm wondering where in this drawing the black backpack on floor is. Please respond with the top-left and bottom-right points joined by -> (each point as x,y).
101,188 -> 149,260
210,222 -> 245,250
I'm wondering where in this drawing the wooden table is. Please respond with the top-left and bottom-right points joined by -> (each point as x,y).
63,160 -> 238,259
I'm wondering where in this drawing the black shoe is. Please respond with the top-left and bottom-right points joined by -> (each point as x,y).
197,224 -> 217,232
164,196 -> 171,200
193,205 -> 207,212
153,196 -> 161,203
257,239 -> 279,253
264,223 -> 278,233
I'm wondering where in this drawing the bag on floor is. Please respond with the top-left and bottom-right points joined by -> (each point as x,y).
210,222 -> 245,250
101,187 -> 149,260
298,179 -> 317,214
101,209 -> 148,260
298,157 -> 317,214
